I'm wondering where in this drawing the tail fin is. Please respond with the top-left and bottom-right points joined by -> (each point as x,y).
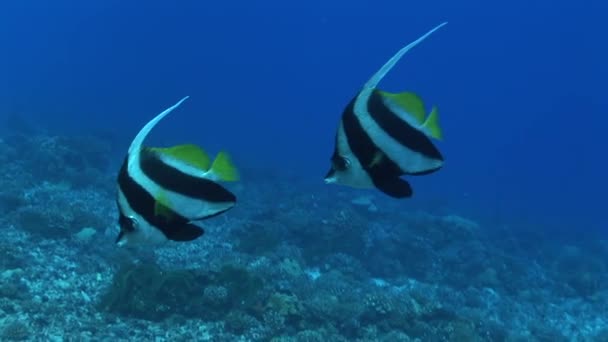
128,96 -> 190,154
363,22 -> 448,91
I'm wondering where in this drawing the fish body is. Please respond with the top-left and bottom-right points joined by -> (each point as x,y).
324,22 -> 447,198
116,97 -> 238,246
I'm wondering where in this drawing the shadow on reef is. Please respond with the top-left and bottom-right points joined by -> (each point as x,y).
98,261 -> 265,322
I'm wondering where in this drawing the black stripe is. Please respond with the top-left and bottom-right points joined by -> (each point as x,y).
139,148 -> 236,204
367,90 -> 443,161
341,95 -> 403,180
117,157 -> 193,240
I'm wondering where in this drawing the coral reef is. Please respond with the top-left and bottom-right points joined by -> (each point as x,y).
98,261 -> 204,321
0,130 -> 606,341
0,320 -> 29,341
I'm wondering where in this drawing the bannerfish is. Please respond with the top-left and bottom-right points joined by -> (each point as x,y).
324,22 -> 447,198
115,96 -> 239,246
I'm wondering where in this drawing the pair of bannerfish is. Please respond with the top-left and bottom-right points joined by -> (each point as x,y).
116,22 -> 448,246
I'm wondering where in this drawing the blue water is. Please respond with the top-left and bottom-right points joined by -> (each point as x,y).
1,1 -> 608,339
2,0 -> 605,234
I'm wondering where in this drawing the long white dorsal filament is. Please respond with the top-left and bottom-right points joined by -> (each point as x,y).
128,96 -> 190,154
363,22 -> 448,91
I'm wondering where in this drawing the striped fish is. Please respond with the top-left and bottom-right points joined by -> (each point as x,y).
324,22 -> 447,198
116,96 -> 239,246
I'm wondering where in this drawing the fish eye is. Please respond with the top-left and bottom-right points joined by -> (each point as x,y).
128,216 -> 138,227
119,214 -> 138,232
332,155 -> 351,171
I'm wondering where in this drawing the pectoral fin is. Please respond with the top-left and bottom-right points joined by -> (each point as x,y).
368,151 -> 384,168
154,191 -> 173,220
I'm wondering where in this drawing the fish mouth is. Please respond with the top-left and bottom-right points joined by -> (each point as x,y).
115,230 -> 125,244
115,235 -> 128,247
324,169 -> 336,184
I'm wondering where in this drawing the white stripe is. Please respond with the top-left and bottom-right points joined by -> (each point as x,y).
129,96 -> 189,154
336,121 -> 374,188
350,22 -> 446,174
157,153 -> 221,182
116,96 -> 190,246
383,97 -> 426,130
355,22 -> 447,138
117,187 -> 168,245
354,94 -> 442,174
124,95 -> 233,220
363,22 -> 447,92
128,151 -> 234,220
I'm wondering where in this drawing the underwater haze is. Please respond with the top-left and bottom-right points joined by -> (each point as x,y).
1,0 -> 607,229
0,0 -> 607,340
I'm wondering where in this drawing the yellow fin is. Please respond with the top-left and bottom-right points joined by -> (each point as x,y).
152,144 -> 211,170
154,191 -> 173,220
422,106 -> 443,140
380,91 -> 426,124
210,151 -> 239,181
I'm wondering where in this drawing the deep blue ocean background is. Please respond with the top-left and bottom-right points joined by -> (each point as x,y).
2,0 -> 606,232
1,0 -> 607,340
